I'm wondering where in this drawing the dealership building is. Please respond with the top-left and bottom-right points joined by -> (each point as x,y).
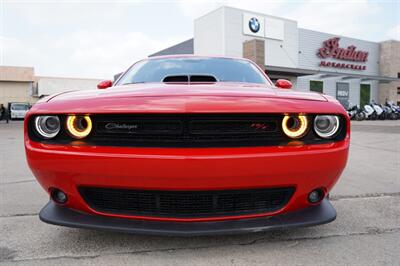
151,6 -> 400,107
0,66 -> 102,106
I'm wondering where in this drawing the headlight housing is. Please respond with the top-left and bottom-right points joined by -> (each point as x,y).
313,115 -> 340,139
34,116 -> 60,139
66,115 -> 92,139
282,115 -> 309,139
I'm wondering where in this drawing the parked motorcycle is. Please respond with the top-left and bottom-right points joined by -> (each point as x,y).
348,101 -> 400,121
369,101 -> 385,120
363,104 -> 377,120
347,105 -> 356,120
381,104 -> 395,120
385,101 -> 400,120
347,105 -> 366,121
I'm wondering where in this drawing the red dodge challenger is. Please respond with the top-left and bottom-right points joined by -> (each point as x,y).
25,55 -> 350,236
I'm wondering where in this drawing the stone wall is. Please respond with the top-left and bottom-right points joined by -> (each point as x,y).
379,40 -> 400,104
243,39 -> 265,70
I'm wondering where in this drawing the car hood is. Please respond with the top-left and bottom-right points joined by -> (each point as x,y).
47,83 -> 327,102
30,83 -> 345,115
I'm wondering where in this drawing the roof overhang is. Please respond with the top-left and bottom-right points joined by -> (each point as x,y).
265,65 -> 399,83
265,66 -> 317,77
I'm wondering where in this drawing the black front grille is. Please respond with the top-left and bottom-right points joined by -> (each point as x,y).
28,113 -> 347,147
89,114 -> 284,147
79,187 -> 295,218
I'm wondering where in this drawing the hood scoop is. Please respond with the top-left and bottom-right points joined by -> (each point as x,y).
162,75 -> 217,84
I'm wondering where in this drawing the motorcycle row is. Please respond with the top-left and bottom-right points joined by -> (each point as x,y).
347,101 -> 400,121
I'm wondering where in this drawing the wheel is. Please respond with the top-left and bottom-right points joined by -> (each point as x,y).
355,113 -> 365,121
389,113 -> 397,120
369,113 -> 377,120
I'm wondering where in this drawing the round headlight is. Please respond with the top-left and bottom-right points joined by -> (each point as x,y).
34,116 -> 60,139
66,115 -> 92,139
314,115 -> 340,138
282,115 -> 309,139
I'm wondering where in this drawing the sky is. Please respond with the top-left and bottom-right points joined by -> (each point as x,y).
0,0 -> 399,79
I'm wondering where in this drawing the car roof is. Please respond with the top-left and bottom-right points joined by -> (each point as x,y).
147,54 -> 254,62
115,54 -> 273,86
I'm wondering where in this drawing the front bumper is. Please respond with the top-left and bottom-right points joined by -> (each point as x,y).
40,198 -> 336,236
26,139 -> 348,222
11,113 -> 26,119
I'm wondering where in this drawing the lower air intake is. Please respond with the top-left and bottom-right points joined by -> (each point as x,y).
79,187 -> 295,218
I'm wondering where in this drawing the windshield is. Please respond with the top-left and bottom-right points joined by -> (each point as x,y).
11,104 -> 29,111
117,58 -> 269,85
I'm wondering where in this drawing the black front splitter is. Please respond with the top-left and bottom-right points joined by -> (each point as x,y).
39,199 -> 336,236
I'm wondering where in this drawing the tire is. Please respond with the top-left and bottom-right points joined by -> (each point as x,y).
355,113 -> 365,121
369,113 -> 377,120
389,113 -> 397,120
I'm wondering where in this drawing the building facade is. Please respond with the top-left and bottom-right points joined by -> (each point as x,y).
379,40 -> 400,104
36,76 -> 103,97
151,6 -> 400,107
0,66 -> 103,106
0,66 -> 35,105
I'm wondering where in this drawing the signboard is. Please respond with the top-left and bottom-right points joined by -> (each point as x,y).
243,13 -> 284,40
336,82 -> 350,108
317,37 -> 368,71
243,14 -> 264,37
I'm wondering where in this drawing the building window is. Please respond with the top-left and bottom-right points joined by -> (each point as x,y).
397,87 -> 400,95
310,80 -> 323,93
397,73 -> 400,78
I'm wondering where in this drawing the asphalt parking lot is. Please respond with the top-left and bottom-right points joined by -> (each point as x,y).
1,120 -> 399,265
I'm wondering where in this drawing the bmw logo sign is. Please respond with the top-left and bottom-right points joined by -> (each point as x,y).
249,17 -> 260,33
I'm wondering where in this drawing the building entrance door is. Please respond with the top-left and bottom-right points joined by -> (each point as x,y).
360,84 -> 371,107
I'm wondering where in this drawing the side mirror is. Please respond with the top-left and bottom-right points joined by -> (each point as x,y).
275,79 -> 292,89
97,80 -> 113,89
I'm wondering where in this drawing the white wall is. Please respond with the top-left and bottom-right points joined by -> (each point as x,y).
193,6 -> 383,106
0,81 -> 32,104
38,77 -> 103,97
194,7 -> 225,55
298,29 -> 380,76
296,75 -> 379,106
194,6 -> 298,68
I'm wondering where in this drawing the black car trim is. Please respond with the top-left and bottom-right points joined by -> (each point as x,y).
39,199 -> 336,236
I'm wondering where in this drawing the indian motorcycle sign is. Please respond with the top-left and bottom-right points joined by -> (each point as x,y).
317,37 -> 368,70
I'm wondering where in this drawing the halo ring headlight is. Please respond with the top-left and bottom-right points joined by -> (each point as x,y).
66,115 -> 92,139
314,115 -> 340,139
34,116 -> 60,139
282,115 -> 309,139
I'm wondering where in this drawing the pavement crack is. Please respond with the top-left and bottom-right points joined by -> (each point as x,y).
330,192 -> 400,201
0,213 -> 38,218
247,227 -> 400,246
0,180 -> 35,185
3,227 -> 400,263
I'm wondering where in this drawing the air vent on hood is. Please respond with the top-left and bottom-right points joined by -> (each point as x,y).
162,75 -> 217,83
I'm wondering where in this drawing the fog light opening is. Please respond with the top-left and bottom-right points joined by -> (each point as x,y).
308,188 -> 325,204
50,188 -> 68,204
